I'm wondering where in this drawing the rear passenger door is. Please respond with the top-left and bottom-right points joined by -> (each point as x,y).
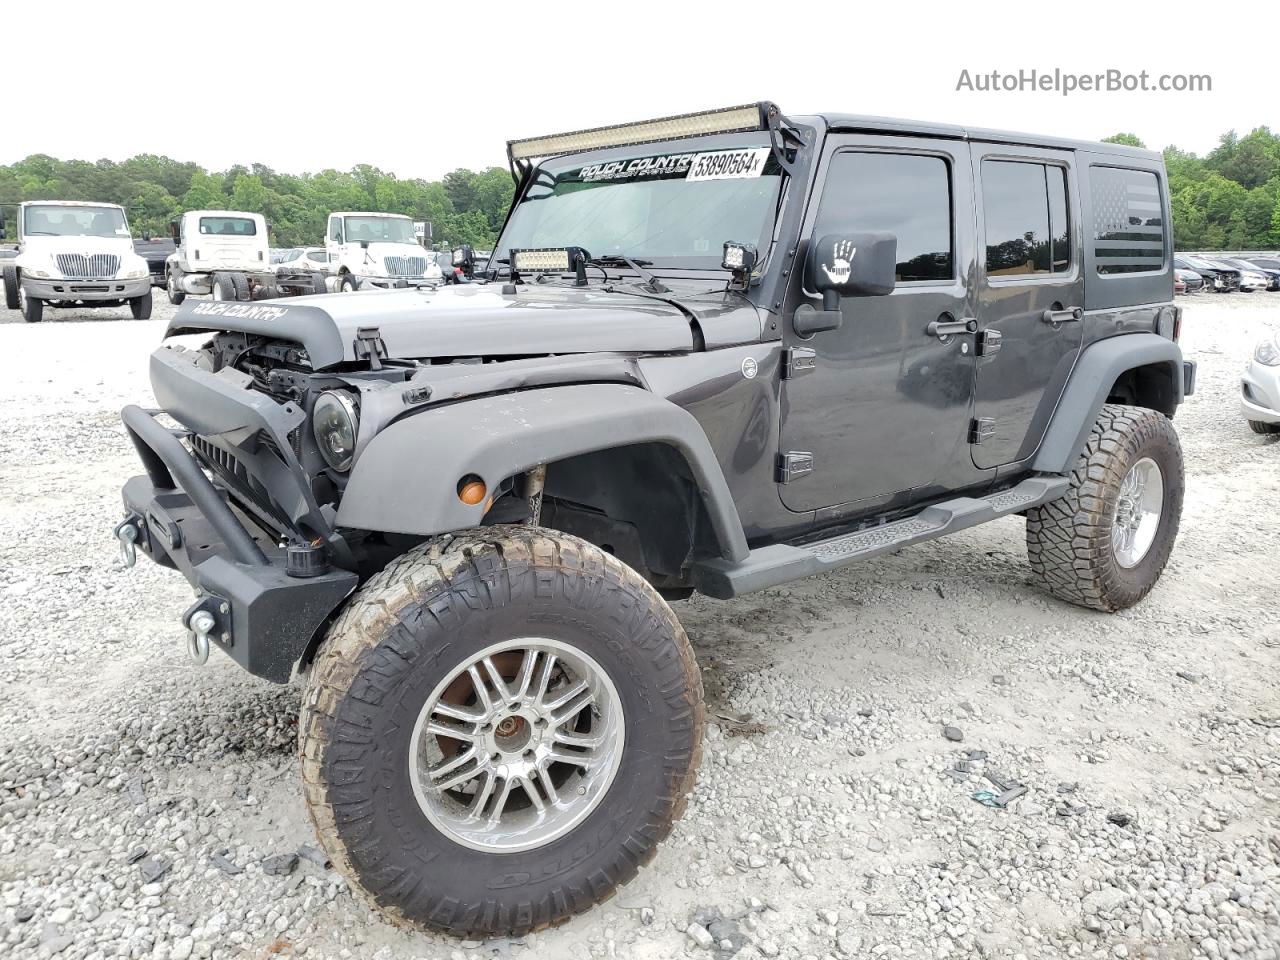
971,146 -> 1084,469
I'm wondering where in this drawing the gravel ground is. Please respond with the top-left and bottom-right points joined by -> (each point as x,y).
1,292 -> 1277,960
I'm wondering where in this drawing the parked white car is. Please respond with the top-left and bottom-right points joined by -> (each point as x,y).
1242,332 -> 1280,434
325,212 -> 443,291
0,201 -> 152,322
166,210 -> 327,304
275,246 -> 334,276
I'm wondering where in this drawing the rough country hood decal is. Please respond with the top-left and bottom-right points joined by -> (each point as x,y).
167,285 -> 708,369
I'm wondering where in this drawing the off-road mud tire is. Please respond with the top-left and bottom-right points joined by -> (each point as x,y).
1026,403 -> 1183,612
298,526 -> 704,938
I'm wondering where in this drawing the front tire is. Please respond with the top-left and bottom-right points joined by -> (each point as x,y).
338,273 -> 359,293
18,286 -> 43,323
299,527 -> 703,938
1026,403 -> 1183,612
1248,420 -> 1280,435
166,270 -> 186,305
130,290 -> 153,320
2,266 -> 18,310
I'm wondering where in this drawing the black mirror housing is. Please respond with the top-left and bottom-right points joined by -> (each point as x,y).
807,232 -> 897,302
793,232 -> 897,337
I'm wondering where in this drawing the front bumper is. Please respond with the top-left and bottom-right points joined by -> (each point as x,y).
24,275 -> 151,301
117,403 -> 357,682
355,274 -> 442,290
1242,359 -> 1280,425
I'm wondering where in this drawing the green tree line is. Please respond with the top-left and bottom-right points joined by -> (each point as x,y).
1104,127 -> 1280,249
3,126 -> 1280,251
0,156 -> 515,249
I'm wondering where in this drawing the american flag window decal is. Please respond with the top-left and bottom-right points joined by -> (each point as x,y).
1091,166 -> 1166,275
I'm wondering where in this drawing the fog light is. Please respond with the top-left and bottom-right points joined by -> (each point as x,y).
722,241 -> 758,274
458,476 -> 487,505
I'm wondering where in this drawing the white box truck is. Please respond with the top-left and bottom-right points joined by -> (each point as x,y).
1,201 -> 153,322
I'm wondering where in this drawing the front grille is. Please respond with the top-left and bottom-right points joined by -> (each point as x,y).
55,253 -> 120,279
383,255 -> 426,277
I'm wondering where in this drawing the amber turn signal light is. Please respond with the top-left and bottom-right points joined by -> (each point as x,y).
457,476 -> 487,505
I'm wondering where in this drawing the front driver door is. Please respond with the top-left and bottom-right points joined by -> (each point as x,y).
778,136 -> 977,513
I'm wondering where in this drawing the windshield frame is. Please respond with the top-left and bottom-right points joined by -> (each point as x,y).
492,130 -> 793,279
23,204 -> 131,239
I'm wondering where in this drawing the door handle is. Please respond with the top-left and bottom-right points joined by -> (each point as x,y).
927,317 -> 977,338
1041,306 -> 1083,325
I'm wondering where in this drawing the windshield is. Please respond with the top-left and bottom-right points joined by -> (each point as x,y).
343,216 -> 417,244
499,144 -> 783,271
199,216 -> 257,237
24,205 -> 129,238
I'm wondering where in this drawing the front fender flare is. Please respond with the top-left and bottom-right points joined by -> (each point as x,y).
1032,332 -> 1184,474
335,384 -> 750,563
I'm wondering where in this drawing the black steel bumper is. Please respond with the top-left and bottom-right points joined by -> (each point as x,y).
118,405 -> 357,683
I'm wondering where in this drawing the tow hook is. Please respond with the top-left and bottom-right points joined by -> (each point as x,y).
115,517 -> 141,568
182,597 -> 230,666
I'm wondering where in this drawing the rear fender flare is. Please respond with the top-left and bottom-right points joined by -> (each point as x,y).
1032,332 -> 1184,474
335,383 -> 750,563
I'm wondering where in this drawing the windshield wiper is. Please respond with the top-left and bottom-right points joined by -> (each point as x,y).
586,255 -> 669,293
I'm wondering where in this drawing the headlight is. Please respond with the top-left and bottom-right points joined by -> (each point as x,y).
312,391 -> 359,471
1255,337 -> 1280,367
24,266 -> 52,279
119,267 -> 148,279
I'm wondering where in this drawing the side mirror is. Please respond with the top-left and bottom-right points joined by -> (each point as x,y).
359,240 -> 369,249
169,220 -> 181,242
142,232 -> 152,242
793,232 -> 897,336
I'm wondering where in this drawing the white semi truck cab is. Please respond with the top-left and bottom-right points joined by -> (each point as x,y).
165,210 -> 328,304
325,211 -> 443,291
0,201 -> 153,323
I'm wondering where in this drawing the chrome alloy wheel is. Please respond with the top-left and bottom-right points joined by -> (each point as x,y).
1112,457 -> 1164,568
408,638 -> 625,853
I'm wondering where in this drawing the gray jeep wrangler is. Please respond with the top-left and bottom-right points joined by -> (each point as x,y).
116,102 -> 1194,937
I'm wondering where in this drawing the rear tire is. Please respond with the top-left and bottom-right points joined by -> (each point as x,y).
130,290 -> 153,320
1248,419 -> 1280,435
166,270 -> 186,305
311,272 -> 328,295
2,266 -> 18,310
1026,403 -> 1183,612
19,286 -> 42,323
211,273 -> 236,301
230,273 -> 251,301
298,526 -> 703,938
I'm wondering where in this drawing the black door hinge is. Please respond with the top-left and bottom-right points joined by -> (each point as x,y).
975,329 -> 1003,357
968,417 -> 996,444
777,451 -> 814,483
782,346 -> 817,379
353,326 -> 387,371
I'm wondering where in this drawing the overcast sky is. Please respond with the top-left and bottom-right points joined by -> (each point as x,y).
5,2 -> 1268,181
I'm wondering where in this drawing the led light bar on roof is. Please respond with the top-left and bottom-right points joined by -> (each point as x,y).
508,103 -> 775,162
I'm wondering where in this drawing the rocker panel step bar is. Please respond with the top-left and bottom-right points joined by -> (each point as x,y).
691,476 -> 1069,599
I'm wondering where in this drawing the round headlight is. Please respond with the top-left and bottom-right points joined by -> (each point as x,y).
312,391 -> 359,471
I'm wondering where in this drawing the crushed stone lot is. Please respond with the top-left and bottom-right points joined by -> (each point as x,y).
1,293 -> 1278,960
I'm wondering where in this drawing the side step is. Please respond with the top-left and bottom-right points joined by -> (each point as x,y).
691,476 -> 1069,599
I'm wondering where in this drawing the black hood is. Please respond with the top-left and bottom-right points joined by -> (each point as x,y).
166,282 -> 764,369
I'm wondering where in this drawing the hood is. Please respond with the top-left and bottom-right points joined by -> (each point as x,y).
168,283 -> 712,369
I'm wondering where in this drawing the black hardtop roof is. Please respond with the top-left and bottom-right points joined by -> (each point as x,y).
803,113 -> 1162,162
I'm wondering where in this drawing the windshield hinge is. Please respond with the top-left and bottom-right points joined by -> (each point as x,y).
353,327 -> 387,371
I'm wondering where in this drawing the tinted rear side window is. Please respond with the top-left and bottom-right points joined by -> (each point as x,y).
981,160 -> 1071,277
1090,167 -> 1165,274
816,152 -> 953,282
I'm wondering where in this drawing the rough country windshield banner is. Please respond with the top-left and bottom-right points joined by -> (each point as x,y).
576,146 -> 775,184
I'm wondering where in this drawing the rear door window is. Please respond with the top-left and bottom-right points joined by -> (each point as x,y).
981,160 -> 1072,277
